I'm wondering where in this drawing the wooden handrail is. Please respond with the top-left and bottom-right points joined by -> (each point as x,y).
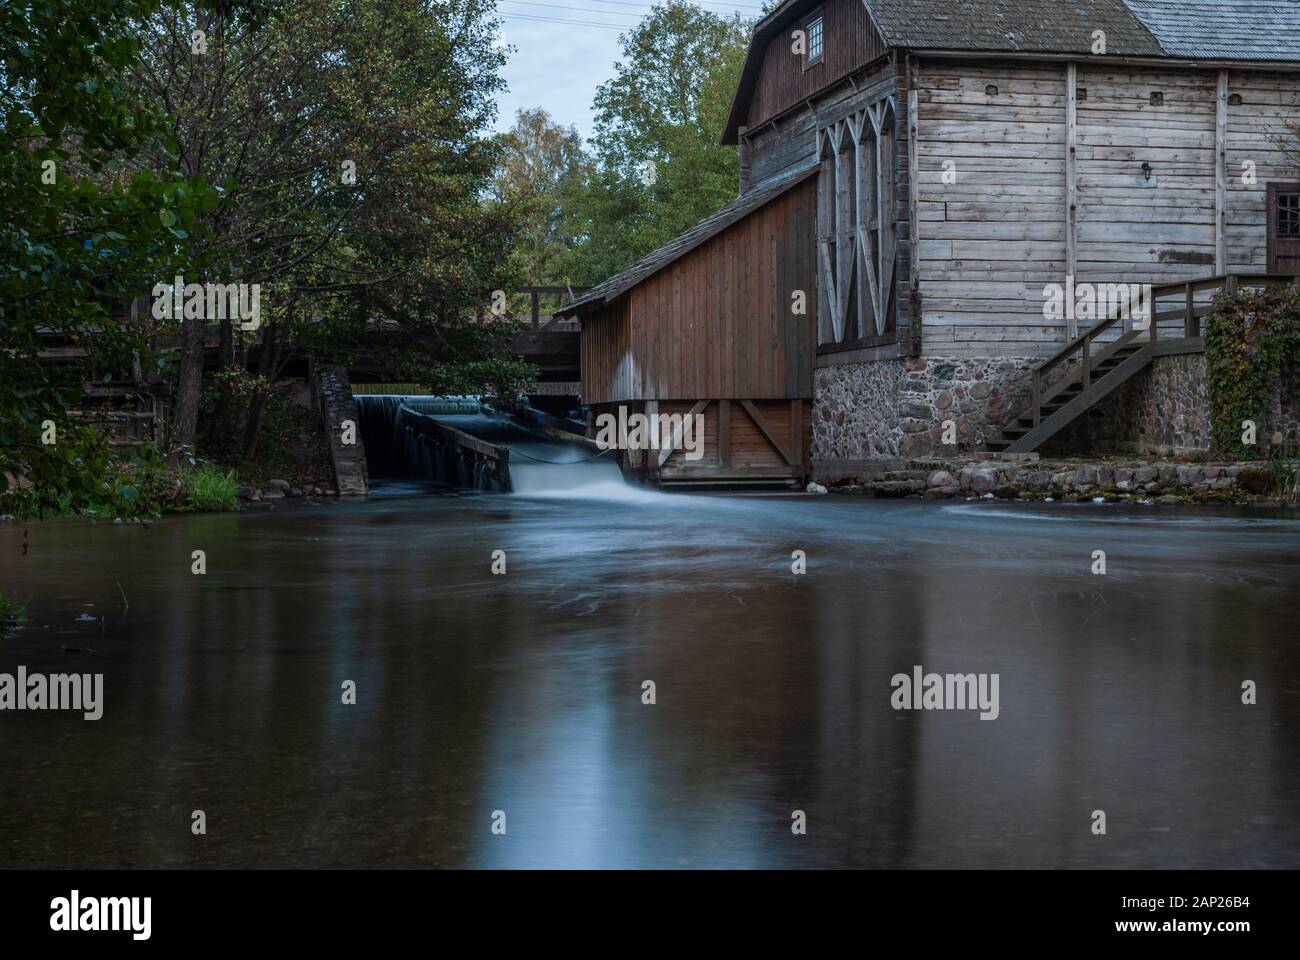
1027,273 -> 1297,433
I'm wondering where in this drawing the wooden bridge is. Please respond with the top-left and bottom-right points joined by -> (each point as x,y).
988,274 -> 1296,454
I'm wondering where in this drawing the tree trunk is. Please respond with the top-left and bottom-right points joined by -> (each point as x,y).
170,313 -> 207,455
213,319 -> 235,457
242,322 -> 285,462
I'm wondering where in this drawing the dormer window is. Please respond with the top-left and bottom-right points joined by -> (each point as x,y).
805,13 -> 824,67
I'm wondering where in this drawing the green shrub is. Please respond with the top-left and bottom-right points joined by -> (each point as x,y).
1269,443 -> 1300,502
1205,285 -> 1300,459
183,465 -> 239,512
0,591 -> 27,633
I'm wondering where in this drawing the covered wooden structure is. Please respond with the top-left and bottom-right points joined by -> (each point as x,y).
558,169 -> 819,486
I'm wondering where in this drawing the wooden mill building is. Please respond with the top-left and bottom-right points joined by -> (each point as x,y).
562,0 -> 1300,481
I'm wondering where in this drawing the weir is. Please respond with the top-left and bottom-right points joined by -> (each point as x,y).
353,396 -> 624,494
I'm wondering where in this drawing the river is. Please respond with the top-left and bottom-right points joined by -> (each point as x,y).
1,488 -> 1297,868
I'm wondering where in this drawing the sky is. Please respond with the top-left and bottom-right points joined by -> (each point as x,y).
492,0 -> 768,144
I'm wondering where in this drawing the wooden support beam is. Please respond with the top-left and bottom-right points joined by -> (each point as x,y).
790,398 -> 803,471
1065,61 -> 1078,341
907,67 -> 921,354
739,400 -> 794,466
1216,69 -> 1229,274
657,399 -> 709,468
718,399 -> 730,468
641,400 -> 656,471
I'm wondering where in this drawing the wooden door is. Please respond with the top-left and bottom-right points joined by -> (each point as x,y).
1267,181 -> 1300,275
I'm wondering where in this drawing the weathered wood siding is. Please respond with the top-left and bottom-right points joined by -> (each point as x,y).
1226,70 -> 1300,272
1076,66 -> 1217,281
915,58 -> 1300,358
744,0 -> 888,133
580,176 -> 818,405
915,62 -> 1068,356
745,61 -> 919,363
748,62 -> 895,190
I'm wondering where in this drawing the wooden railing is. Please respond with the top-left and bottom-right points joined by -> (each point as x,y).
475,284 -> 591,330
1030,273 -> 1296,428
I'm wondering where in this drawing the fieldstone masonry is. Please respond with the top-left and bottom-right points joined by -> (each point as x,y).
814,356 -> 1042,460
813,353 -> 1300,464
317,364 -> 369,496
817,456 -> 1289,504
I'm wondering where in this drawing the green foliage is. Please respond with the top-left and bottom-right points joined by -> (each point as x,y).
131,0 -> 525,450
491,108 -> 591,301
493,2 -> 752,288
198,375 -> 332,487
1205,285 -> 1300,458
0,439 -> 186,520
561,1 -> 750,282
0,591 -> 26,633
182,464 -> 238,512
1268,443 -> 1300,502
0,0 -> 220,515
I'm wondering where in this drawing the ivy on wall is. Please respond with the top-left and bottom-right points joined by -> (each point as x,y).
1205,284 -> 1300,459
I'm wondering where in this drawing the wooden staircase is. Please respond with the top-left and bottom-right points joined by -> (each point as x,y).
987,274 -> 1296,454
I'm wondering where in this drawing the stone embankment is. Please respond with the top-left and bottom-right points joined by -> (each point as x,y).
817,457 -> 1296,505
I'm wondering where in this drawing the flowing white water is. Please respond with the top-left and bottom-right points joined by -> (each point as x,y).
355,395 -> 661,499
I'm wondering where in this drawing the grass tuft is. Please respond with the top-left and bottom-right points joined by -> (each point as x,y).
183,465 -> 239,512
1,591 -> 27,633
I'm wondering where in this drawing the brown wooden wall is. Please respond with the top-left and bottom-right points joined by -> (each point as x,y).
745,0 -> 888,131
580,177 -> 818,405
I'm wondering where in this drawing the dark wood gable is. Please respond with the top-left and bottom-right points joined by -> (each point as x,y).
725,0 -> 888,143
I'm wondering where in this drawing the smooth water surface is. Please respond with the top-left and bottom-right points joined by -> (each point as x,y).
1,492 -> 1297,868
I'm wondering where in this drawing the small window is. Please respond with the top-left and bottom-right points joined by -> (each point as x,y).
1150,91 -> 1164,106
1280,194 -> 1300,237
806,14 -> 824,66
985,84 -> 998,97
1077,87 -> 1088,102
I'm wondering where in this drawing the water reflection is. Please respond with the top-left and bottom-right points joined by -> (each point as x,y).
0,495 -> 1297,867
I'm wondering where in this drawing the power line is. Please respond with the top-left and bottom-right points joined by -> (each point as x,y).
503,0 -> 767,16
501,0 -> 644,17
583,0 -> 767,11
500,12 -> 630,29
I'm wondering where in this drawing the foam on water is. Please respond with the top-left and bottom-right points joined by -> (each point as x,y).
355,394 -> 668,499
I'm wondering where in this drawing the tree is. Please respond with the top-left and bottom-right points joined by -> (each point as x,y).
491,108 -> 590,297
562,1 -> 750,281
0,0 -> 204,512
132,0 -> 529,459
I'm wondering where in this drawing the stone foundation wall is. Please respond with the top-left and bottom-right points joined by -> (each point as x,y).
818,455 -> 1287,505
813,355 -> 1041,460
317,364 -> 370,496
1052,354 -> 1300,457
813,360 -> 904,459
812,352 -> 1300,465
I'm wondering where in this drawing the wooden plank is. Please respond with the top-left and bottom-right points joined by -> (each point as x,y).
657,399 -> 709,468
1216,68 -> 1228,273
1007,345 -> 1154,453
908,76 -> 921,346
790,398 -> 803,469
718,399 -> 731,468
739,399 -> 795,465
1066,61 -> 1078,339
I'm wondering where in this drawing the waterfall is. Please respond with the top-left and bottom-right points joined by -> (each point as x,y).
353,395 -> 628,495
